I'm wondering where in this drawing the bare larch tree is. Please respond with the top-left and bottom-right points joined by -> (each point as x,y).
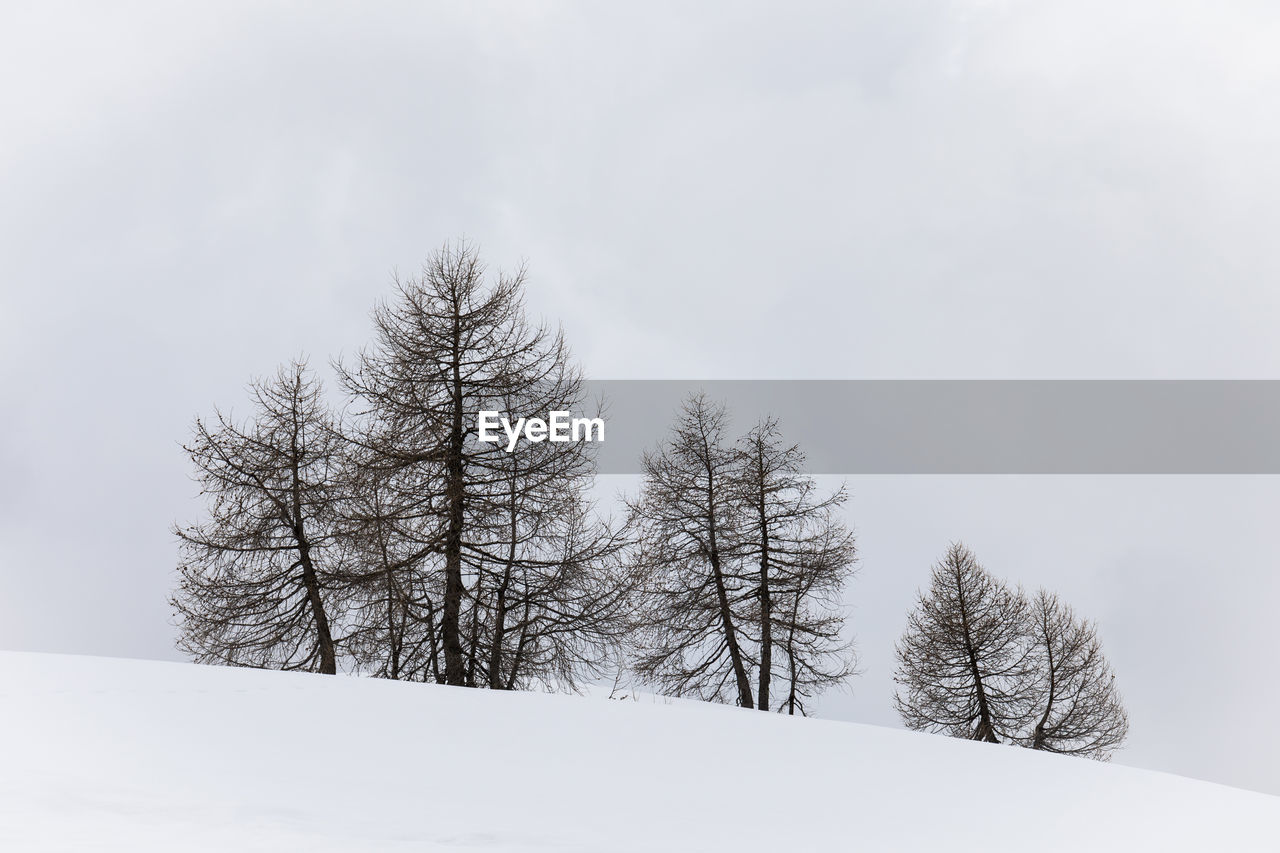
894,542 -> 1038,742
172,360 -> 345,674
469,384 -> 634,690
337,240 -> 629,688
1023,589 -> 1129,759
441,378 -> 634,691
627,398 -> 859,711
627,394 -> 756,707
734,417 -> 858,714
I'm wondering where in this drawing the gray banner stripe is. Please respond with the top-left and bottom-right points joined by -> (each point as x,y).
580,380 -> 1280,474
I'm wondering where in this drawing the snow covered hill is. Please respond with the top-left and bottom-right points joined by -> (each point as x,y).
1,652 -> 1275,851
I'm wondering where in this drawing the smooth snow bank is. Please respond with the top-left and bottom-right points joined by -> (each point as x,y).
0,653 -> 1275,852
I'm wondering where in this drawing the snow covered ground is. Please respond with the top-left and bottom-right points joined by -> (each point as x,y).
1,652 -> 1275,851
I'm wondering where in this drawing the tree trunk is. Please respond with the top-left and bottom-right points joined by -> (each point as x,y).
1033,626 -> 1056,749
956,569 -> 997,742
441,313 -> 467,686
755,476 -> 772,712
296,541 -> 336,674
386,569 -> 401,679
784,592 -> 801,715
287,401 -> 335,675
488,474 -> 519,689
488,571 -> 511,689
706,501 -> 753,709
424,599 -> 443,683
701,434 -> 752,709
505,598 -> 533,690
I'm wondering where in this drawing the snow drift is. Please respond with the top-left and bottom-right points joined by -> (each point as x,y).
0,652 -> 1275,851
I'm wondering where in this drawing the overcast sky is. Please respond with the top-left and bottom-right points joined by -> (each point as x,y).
3,1 -> 1280,795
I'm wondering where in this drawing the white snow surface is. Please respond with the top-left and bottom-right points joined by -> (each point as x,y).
1,652 -> 1276,851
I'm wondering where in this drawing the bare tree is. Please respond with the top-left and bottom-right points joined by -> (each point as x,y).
172,360 -> 345,674
627,403 -> 860,713
734,417 -> 857,714
893,543 -> 1038,742
337,241 -> 630,689
480,490 -> 636,691
627,394 -> 756,708
454,382 -> 633,691
1023,589 -> 1129,759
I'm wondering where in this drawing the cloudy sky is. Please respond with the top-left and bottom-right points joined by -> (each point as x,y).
3,1 -> 1280,794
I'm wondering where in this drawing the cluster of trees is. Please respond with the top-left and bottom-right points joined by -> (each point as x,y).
173,241 -> 1128,755
894,543 -> 1129,759
172,242 -> 854,712
627,396 -> 857,714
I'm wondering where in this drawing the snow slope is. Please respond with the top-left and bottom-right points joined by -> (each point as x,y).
0,652 -> 1275,851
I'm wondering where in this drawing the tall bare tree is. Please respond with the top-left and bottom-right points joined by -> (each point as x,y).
1023,589 -> 1129,759
337,241 -> 629,689
172,360 -> 344,674
627,394 -> 756,707
894,543 -> 1038,742
734,417 -> 857,714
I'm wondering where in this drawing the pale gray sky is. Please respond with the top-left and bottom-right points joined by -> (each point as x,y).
3,1 -> 1280,794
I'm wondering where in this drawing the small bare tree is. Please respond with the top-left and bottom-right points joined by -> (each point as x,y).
172,360 -> 345,674
478,491 -> 636,691
894,543 -> 1038,742
1024,589 -> 1129,759
734,417 -> 857,714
